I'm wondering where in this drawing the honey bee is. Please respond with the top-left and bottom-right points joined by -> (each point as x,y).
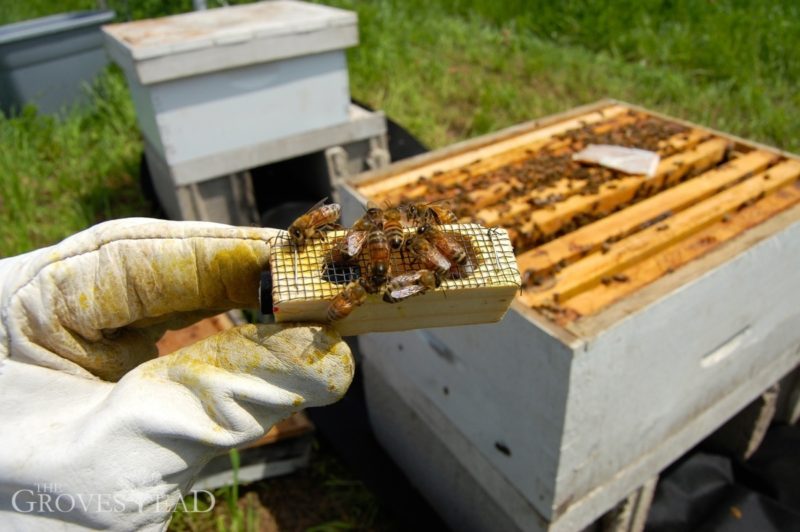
334,202 -> 384,260
407,235 -> 451,276
417,224 -> 468,265
383,270 -> 441,303
366,225 -> 391,290
327,236 -> 356,265
349,201 -> 384,232
405,201 -> 458,226
327,280 -> 368,321
364,201 -> 384,228
287,198 -> 341,247
327,225 -> 369,265
328,238 -> 349,265
334,201 -> 383,262
382,205 -> 407,250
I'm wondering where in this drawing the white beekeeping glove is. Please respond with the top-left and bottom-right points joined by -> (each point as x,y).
0,218 -> 354,531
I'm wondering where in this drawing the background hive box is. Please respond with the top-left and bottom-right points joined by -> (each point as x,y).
337,100 -> 800,530
0,10 -> 114,115
103,1 -> 358,183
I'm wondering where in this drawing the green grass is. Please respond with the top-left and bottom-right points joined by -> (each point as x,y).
0,0 -> 96,24
170,449 -> 261,532
2,0 -> 797,258
409,1 -> 800,86
0,0 -> 217,25
0,68 -> 152,257
329,0 -> 799,152
168,439 -> 396,531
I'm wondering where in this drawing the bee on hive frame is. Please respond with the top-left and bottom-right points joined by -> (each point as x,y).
417,224 -> 468,265
287,198 -> 341,247
327,279 -> 368,321
405,201 -> 458,226
383,269 -> 442,303
406,235 -> 451,276
366,223 -> 391,291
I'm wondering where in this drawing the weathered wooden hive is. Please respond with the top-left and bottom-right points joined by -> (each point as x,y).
337,100 -> 800,531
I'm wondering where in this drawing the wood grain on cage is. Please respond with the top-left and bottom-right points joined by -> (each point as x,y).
269,224 -> 520,336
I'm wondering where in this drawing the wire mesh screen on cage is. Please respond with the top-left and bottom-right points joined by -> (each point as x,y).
268,224 -> 521,336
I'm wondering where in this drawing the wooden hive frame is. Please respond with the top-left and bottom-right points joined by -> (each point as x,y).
268,224 -> 521,336
344,99 -> 800,337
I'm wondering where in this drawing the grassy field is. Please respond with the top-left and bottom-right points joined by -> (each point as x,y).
1,0 -> 798,258
340,0 -> 799,149
0,71 -> 150,256
1,1 -> 797,528
169,441 -> 400,532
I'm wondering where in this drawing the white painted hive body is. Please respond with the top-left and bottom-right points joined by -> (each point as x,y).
339,100 -> 800,531
102,1 -> 357,182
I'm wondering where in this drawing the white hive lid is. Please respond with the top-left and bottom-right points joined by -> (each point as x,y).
102,0 -> 358,83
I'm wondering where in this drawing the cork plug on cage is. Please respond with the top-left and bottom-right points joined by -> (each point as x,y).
263,224 -> 521,336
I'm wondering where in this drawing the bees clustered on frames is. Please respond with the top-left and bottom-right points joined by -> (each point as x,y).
286,198 -> 471,322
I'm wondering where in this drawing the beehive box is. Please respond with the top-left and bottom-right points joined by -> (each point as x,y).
338,100 -> 800,530
0,10 -> 114,115
103,1 -> 357,183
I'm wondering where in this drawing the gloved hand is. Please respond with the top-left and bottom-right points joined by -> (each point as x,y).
0,218 -> 354,531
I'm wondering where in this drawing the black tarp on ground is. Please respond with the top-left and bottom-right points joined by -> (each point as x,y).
646,424 -> 800,532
